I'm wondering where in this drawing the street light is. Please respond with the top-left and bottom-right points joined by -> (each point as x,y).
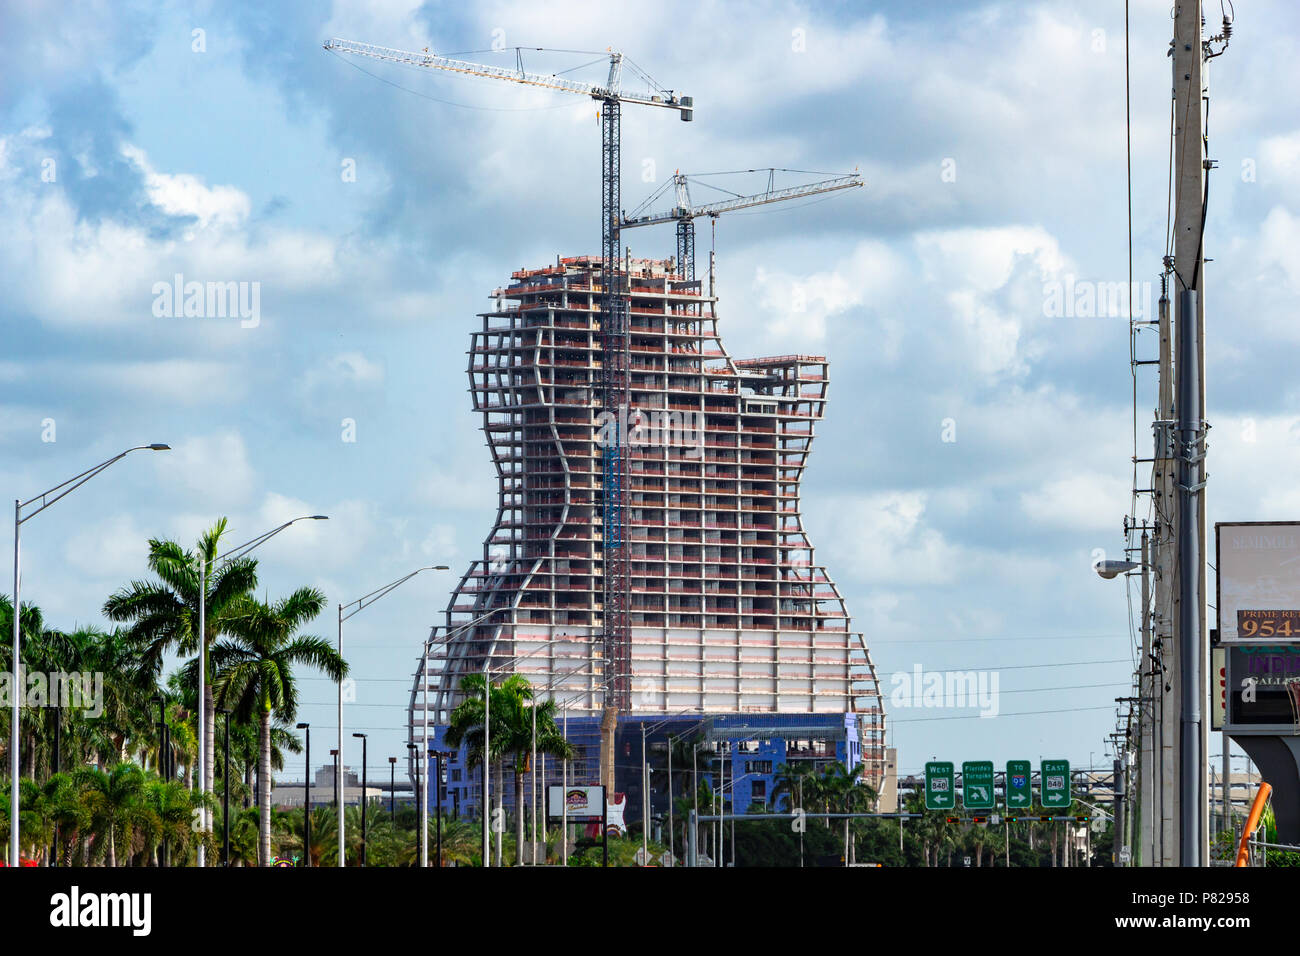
297,723 -> 311,867
1093,559 -> 1141,580
353,733 -> 368,866
10,442 -> 169,865
338,565 -> 447,868
407,742 -> 422,862
418,607 -> 511,867
472,634 -> 585,867
389,756 -> 397,815
1094,533 -> 1158,868
218,709 -> 231,867
197,514 -> 327,867
429,748 -> 444,868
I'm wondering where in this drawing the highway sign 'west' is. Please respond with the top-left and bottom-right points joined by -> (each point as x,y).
1006,760 -> 1032,809
962,761 -> 995,810
925,761 -> 956,810
1041,759 -> 1071,808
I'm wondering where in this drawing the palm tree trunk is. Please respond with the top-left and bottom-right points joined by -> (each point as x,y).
514,768 -> 525,866
259,707 -> 272,867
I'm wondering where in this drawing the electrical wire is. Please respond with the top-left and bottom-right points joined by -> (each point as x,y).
889,705 -> 1118,724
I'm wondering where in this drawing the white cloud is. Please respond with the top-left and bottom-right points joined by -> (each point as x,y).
1020,472 -> 1130,531
159,430 -> 256,506
122,144 -> 251,232
77,359 -> 242,404
296,352 -> 385,407
819,490 -> 963,586
63,513 -> 151,579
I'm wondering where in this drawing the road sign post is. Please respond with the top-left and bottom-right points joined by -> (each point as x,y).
962,761 -> 995,810
1041,759 -> 1071,809
1006,760 -> 1032,809
925,761 -> 956,811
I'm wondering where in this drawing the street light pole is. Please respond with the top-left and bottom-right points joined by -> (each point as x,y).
198,513 -> 327,867
642,722 -> 649,863
389,756 -> 397,816
220,709 -> 231,867
10,442 -> 169,866
353,733 -> 368,866
432,749 -> 443,868
339,566 -> 447,869
407,742 -> 422,863
297,723 -> 310,867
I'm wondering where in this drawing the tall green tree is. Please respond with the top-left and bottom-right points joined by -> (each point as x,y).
103,518 -> 259,818
209,588 -> 346,866
74,762 -> 148,867
444,673 -> 574,865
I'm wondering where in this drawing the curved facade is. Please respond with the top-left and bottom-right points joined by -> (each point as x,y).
409,254 -> 884,798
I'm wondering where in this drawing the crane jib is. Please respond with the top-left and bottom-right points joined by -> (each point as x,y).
324,38 -> 690,114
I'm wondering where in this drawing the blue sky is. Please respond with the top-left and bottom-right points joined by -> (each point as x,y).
3,0 -> 1299,781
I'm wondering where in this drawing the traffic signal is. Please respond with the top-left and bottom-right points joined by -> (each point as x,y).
945,816 -> 960,824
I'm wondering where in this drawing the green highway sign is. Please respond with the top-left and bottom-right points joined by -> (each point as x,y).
1041,759 -> 1071,809
925,761 -> 956,811
961,761 -> 995,810
1006,760 -> 1032,809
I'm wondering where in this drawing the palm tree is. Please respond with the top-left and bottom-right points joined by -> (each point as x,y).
210,588 -> 346,866
443,673 -> 574,866
139,777 -> 200,867
103,518 -> 259,817
771,761 -> 817,814
75,762 -> 148,867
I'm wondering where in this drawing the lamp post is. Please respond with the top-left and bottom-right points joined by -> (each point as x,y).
389,756 -> 397,815
330,749 -> 339,813
297,723 -> 310,867
638,711 -> 706,866
472,635 -> 585,867
219,709 -> 231,867
418,607 -> 512,868
339,566 -> 447,869
407,742 -> 422,862
10,442 -> 169,865
1095,545 -> 1155,866
353,733 -> 368,866
430,749 -> 444,868
197,514 -> 327,867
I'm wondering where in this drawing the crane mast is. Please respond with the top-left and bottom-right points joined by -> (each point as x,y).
325,38 -> 693,713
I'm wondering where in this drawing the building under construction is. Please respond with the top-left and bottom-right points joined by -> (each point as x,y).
408,250 -> 884,821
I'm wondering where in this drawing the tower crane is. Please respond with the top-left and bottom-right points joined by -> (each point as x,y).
324,38 -> 694,712
621,169 -> 863,281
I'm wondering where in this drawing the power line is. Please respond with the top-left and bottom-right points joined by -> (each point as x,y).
890,704 -> 1117,724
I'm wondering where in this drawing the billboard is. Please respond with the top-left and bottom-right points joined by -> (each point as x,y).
1224,644 -> 1300,732
1217,522 -> 1300,644
547,785 -> 605,822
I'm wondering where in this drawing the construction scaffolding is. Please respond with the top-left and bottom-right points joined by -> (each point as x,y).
410,252 -> 885,791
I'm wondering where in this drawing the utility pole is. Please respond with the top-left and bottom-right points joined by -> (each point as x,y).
1171,0 -> 1209,868
1113,755 -> 1125,866
1139,531 -> 1154,866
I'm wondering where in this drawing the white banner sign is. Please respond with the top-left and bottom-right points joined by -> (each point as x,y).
547,784 -> 605,821
1217,522 -> 1300,644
